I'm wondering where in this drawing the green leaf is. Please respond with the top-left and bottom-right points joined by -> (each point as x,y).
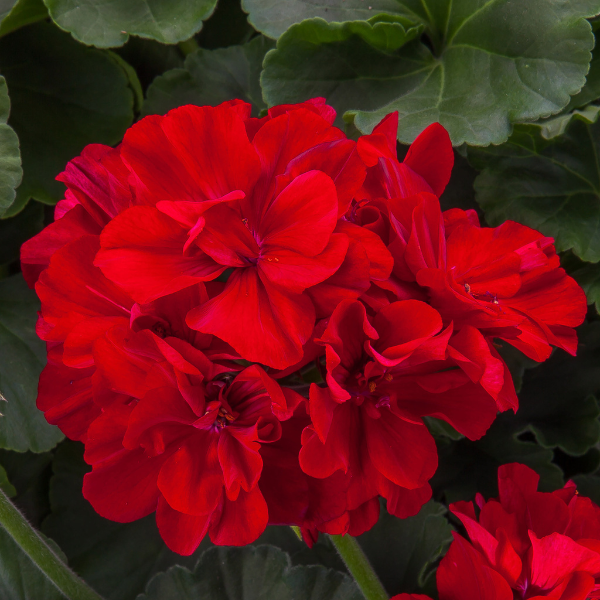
0,76 -> 22,216
43,0 -> 217,48
198,0 -> 255,50
0,201 -> 44,268
0,276 -> 63,453
115,37 -> 184,91
0,0 -> 47,37
572,471 -> 600,504
262,1 -> 600,145
431,417 -> 564,504
242,0 -> 410,40
42,441 -> 206,600
565,21 -> 600,110
0,464 -> 15,497
470,115 -> 600,262
0,21 -> 136,213
512,323 -> 600,455
144,36 -> 275,118
358,501 -> 453,597
0,450 -> 53,526
137,545 -> 362,600
0,527 -> 67,600
536,103 -> 600,139
572,259 -> 600,313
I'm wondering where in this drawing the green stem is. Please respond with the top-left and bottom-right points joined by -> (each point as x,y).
178,36 -> 200,56
0,489 -> 104,600
329,534 -> 388,600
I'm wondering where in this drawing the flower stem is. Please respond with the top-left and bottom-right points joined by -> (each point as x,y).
329,534 -> 388,600
0,489 -> 104,600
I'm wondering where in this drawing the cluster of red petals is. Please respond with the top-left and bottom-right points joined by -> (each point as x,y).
393,463 -> 600,600
22,97 -> 587,554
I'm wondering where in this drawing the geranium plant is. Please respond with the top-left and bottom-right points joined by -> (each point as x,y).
1,2 -> 600,600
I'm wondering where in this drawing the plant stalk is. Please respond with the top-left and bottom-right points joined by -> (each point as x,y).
0,488 -> 104,600
329,534 -> 388,600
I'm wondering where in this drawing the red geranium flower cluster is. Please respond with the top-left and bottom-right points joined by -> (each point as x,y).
394,463 -> 600,600
21,98 -> 586,554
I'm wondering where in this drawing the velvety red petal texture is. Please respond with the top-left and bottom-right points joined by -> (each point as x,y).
437,463 -> 600,599
24,98 -> 588,556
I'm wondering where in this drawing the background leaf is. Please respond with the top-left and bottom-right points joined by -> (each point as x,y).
43,0 -> 217,48
42,441 -> 205,600
470,116 -> 600,262
0,276 -> 63,452
144,35 -> 275,117
0,202 -> 44,270
511,323 -> 600,455
0,76 -> 22,216
137,545 -> 362,600
431,417 -> 564,504
0,0 -> 46,37
262,0 -> 600,145
0,21 -> 136,215
242,0 -> 408,40
573,261 -> 600,313
0,449 -> 53,526
0,527 -> 67,600
358,501 -> 453,597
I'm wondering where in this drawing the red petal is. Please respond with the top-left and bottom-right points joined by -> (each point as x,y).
259,233 -> 349,294
56,143 -> 132,223
259,170 -> 338,257
21,205 -> 99,287
83,439 -> 165,523
36,236 -> 132,343
529,531 -> 600,589
96,206 -> 224,303
382,482 -> 432,518
448,326 -> 505,400
335,220 -> 393,281
218,429 -> 262,496
155,495 -> 211,556
437,534 -> 514,600
209,486 -> 268,545
37,361 -> 99,441
157,434 -> 223,516
250,109 -> 343,215
364,410 -> 437,489
282,139 -> 366,217
370,300 -> 443,366
356,112 -> 398,166
121,104 -> 260,205
267,98 -> 337,124
187,268 -> 315,369
403,123 -> 453,197
307,238 -> 370,319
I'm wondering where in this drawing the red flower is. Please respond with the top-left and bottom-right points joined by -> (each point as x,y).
299,299 -> 515,536
438,463 -> 600,599
354,113 -> 586,362
83,365 -> 305,555
384,191 -> 587,362
88,100 -> 382,369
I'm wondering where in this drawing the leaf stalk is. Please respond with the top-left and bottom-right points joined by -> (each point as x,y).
0,488 -> 104,600
329,533 -> 388,600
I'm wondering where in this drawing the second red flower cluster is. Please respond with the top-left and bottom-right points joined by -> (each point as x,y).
21,98 -> 587,554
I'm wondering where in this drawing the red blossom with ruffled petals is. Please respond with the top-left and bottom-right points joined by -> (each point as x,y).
83,365 -> 305,554
438,463 -> 600,599
299,298 -> 515,537
90,101 -> 379,369
384,190 -> 587,362
20,99 -> 590,560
